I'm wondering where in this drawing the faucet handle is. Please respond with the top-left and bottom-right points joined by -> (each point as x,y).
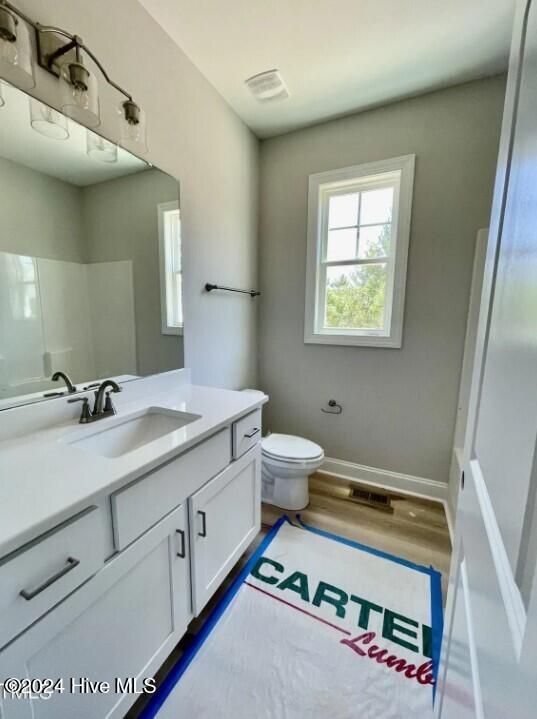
67,396 -> 92,423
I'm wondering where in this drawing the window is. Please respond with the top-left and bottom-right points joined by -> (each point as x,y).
158,200 -> 183,335
304,155 -> 414,348
7,253 -> 39,320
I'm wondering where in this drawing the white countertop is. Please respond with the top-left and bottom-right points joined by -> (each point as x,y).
0,381 -> 267,559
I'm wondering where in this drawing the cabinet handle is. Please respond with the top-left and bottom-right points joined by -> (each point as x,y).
19,557 -> 80,601
176,529 -> 186,558
244,427 -> 261,439
198,510 -> 207,537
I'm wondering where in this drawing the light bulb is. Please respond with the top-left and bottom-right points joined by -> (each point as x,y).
60,61 -> 100,128
71,85 -> 90,110
119,100 -> 147,154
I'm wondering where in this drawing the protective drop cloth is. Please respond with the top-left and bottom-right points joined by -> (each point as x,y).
142,517 -> 443,719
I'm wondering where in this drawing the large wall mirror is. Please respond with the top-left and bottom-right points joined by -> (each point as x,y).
0,82 -> 183,410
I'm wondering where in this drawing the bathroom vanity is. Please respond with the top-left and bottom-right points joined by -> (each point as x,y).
0,41 -> 267,719
0,370 -> 266,718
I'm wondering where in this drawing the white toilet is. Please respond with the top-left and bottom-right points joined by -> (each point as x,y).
261,433 -> 324,511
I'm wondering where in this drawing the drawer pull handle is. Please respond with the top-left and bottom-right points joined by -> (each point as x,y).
176,529 -> 186,558
244,427 -> 261,439
198,510 -> 207,538
20,557 -> 80,601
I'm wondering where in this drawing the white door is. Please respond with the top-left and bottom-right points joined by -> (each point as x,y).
436,1 -> 537,717
189,445 -> 261,615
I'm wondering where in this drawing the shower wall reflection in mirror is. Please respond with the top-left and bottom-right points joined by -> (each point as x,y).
0,83 -> 183,410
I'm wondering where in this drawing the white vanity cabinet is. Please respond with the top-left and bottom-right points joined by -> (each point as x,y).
0,405 -> 263,719
0,504 -> 191,719
0,505 -> 109,650
189,444 -> 261,614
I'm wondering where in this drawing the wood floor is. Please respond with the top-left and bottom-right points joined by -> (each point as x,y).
264,473 -> 452,597
128,473 -> 451,717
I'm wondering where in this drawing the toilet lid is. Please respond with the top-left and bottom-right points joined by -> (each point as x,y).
261,434 -> 323,461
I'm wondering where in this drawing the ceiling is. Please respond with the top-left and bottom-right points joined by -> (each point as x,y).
140,0 -> 515,138
0,83 -> 147,186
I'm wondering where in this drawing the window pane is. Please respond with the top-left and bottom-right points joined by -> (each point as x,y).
328,192 -> 359,228
173,273 -> 183,326
326,228 -> 357,261
360,187 -> 393,225
161,204 -> 183,330
358,224 -> 391,258
20,255 -> 37,282
324,263 -> 387,330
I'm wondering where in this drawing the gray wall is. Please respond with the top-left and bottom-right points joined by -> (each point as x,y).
82,170 -> 182,376
258,76 -> 506,483
0,156 -> 83,262
15,0 -> 259,390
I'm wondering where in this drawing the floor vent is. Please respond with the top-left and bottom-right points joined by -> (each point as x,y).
348,486 -> 393,513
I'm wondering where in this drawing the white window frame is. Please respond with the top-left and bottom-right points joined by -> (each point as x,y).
304,154 -> 415,348
157,200 -> 183,336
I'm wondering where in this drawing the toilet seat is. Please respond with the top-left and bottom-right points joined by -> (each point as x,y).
261,434 -> 324,463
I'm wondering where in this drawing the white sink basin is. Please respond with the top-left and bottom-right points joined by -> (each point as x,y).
66,407 -> 201,458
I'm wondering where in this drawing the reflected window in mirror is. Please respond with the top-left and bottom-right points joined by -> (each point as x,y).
158,201 -> 183,336
8,254 -> 39,320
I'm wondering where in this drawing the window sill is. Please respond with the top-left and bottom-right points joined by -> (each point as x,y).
304,331 -> 402,348
162,326 -> 183,337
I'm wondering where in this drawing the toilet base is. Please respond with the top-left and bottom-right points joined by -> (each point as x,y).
262,472 -> 310,511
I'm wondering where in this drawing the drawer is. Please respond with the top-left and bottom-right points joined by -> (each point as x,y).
112,428 -> 231,551
232,409 -> 262,459
0,505 -> 107,649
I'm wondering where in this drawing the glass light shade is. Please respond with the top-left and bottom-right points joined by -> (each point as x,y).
86,130 -> 118,163
29,98 -> 69,140
59,62 -> 100,128
0,9 -> 35,91
119,102 -> 147,154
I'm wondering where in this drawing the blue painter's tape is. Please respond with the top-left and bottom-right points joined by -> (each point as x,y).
429,564 -> 444,704
139,515 -> 290,719
140,512 -> 444,717
295,514 -> 435,576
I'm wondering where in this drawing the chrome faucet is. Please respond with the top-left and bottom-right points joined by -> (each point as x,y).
68,379 -> 122,424
51,371 -> 77,394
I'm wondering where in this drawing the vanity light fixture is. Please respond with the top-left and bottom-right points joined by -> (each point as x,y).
0,0 -> 147,152
86,129 -> 118,163
57,48 -> 100,128
29,97 -> 69,139
0,3 -> 34,90
119,99 -> 147,155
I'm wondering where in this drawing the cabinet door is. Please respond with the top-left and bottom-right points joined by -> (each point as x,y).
189,445 -> 261,615
0,504 -> 191,719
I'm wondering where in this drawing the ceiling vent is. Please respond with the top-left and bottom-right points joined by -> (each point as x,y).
245,69 -> 290,102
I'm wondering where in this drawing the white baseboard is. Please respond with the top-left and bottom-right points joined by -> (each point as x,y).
318,456 -> 453,542
319,457 -> 448,501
